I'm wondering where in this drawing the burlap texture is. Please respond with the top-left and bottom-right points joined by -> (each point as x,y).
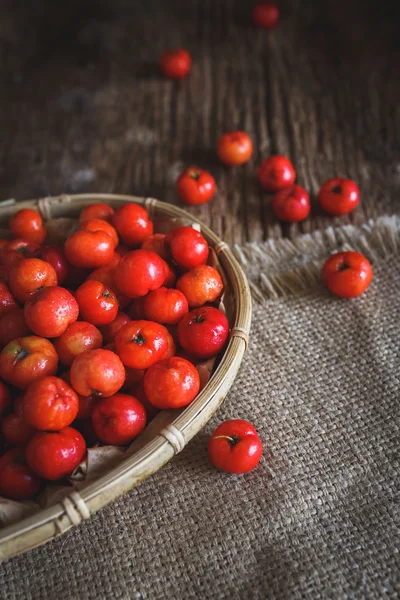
1,218 -> 399,599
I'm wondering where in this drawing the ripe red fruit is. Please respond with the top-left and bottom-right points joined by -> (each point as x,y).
0,308 -> 31,347
64,230 -> 115,269
318,178 -> 360,216
53,321 -> 103,366
1,239 -> 40,268
112,204 -> 153,247
113,250 -> 165,298
176,168 -> 216,206
100,312 -> 130,344
322,251 -> 373,298
177,265 -> 223,308
252,2 -> 280,29
166,227 -> 209,271
26,427 -> 86,481
257,155 -> 296,191
144,287 -> 189,325
79,203 -> 115,223
144,357 -> 200,409
76,394 -> 98,420
208,419 -> 263,474
129,296 -> 147,320
162,260 -> 177,288
75,280 -> 119,325
0,336 -> 58,389
23,376 -> 78,431
79,218 -> 119,248
24,286 -> 79,338
272,185 -> 311,222
160,48 -> 191,79
141,234 -> 169,260
33,246 -> 69,285
217,131 -> 253,166
178,307 -> 229,359
0,281 -> 18,318
9,209 -> 46,245
1,413 -> 36,446
8,258 -> 58,303
115,320 -> 169,370
87,267 -> 130,309
0,381 -> 11,418
0,448 -> 43,499
91,393 -> 146,445
70,348 -> 125,397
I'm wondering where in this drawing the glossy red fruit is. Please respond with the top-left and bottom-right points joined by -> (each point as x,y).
252,2 -> 280,29
0,308 -> 31,347
75,280 -> 119,326
176,168 -> 216,206
79,218 -> 119,248
91,393 -> 146,445
53,321 -> 103,367
33,246 -> 69,285
0,448 -> 43,500
79,203 -> 115,223
1,413 -> 36,446
24,286 -> 79,338
112,204 -> 153,247
144,287 -> 189,325
144,357 -> 200,409
87,267 -> 130,309
0,336 -> 58,389
177,307 -> 229,359
166,227 -> 209,271
208,419 -> 263,474
26,427 -> 86,481
64,230 -> 115,269
8,258 -> 57,303
217,131 -> 253,166
322,251 -> 373,298
9,209 -> 46,245
160,48 -> 191,79
115,320 -> 169,370
162,260 -> 177,288
70,349 -> 125,397
258,155 -> 296,192
318,178 -> 360,216
113,250 -> 165,298
0,282 -> 18,318
23,376 -> 79,431
1,239 -> 40,268
100,312 -> 130,344
177,264 -> 223,308
272,185 -> 311,222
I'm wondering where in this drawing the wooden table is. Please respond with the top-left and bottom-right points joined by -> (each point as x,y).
0,0 -> 398,245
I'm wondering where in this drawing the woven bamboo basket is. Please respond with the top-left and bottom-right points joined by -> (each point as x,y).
0,193 -> 251,562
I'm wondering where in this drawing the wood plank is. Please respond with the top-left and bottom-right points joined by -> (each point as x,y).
0,0 -> 398,245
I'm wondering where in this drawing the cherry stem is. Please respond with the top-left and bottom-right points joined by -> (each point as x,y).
189,170 -> 200,180
193,311 -> 207,324
338,263 -> 350,271
212,434 -> 240,447
12,347 -> 30,365
132,333 -> 145,345
331,185 -> 342,194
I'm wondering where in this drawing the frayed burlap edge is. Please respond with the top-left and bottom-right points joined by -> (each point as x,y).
233,216 -> 400,301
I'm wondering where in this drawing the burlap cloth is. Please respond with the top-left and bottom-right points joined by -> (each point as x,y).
1,216 -> 399,599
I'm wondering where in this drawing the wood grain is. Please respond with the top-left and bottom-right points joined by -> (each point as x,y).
0,0 -> 398,245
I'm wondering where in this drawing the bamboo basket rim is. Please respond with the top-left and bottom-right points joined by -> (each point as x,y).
0,193 -> 252,561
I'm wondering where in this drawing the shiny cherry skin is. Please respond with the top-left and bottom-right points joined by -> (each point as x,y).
0,336 -> 58,390
177,306 -> 229,359
177,265 -> 224,308
23,376 -> 79,431
252,2 -> 280,29
322,251 -> 373,298
208,419 -> 263,474
113,250 -> 165,298
79,203 -> 115,223
0,308 -> 31,347
70,348 -> 126,397
100,312 -> 131,344
272,185 -> 311,222
160,48 -> 191,79
217,131 -> 253,166
144,287 -> 189,325
91,393 -> 146,445
165,227 -> 209,271
144,357 -> 200,409
75,280 -> 119,326
318,178 -> 360,216
9,209 -> 46,244
33,246 -> 69,285
176,168 -> 216,206
115,320 -> 169,370
24,286 -> 79,338
53,321 -> 103,367
64,230 -> 115,269
257,155 -> 296,192
8,258 -> 57,303
26,427 -> 86,481
112,204 -> 153,247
